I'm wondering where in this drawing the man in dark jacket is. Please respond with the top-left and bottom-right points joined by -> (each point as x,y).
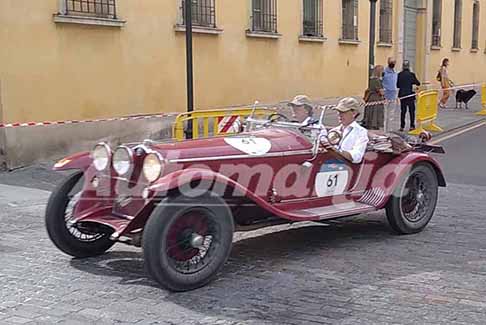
396,60 -> 421,131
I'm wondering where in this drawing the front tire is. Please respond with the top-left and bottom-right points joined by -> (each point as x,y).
143,193 -> 234,292
45,171 -> 115,258
386,164 -> 439,234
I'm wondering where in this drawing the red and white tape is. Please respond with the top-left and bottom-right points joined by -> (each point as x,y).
360,82 -> 482,108
0,113 -> 178,129
0,83 -> 482,129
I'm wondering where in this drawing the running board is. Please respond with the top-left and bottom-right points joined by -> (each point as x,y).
287,201 -> 377,220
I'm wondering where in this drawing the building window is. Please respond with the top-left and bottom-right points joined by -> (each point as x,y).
303,0 -> 323,37
181,0 -> 216,28
472,1 -> 480,49
342,0 -> 358,40
379,0 -> 392,43
431,0 -> 442,47
64,0 -> 117,19
250,0 -> 278,33
453,0 -> 462,48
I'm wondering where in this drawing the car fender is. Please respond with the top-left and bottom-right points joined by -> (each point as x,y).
372,152 -> 446,209
52,151 -> 92,171
147,168 -> 287,218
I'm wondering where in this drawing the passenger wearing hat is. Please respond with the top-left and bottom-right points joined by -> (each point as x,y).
288,95 -> 317,125
326,97 -> 369,164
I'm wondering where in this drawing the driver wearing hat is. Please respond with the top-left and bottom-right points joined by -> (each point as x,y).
288,95 -> 317,125
289,95 -> 328,139
327,97 -> 369,164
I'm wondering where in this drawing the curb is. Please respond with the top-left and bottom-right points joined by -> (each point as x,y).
431,117 -> 486,142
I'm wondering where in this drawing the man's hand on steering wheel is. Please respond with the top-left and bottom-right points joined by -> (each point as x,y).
320,137 -> 334,150
268,113 -> 291,122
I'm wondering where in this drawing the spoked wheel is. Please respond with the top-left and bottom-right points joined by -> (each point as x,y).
386,164 -> 439,234
143,193 -> 234,292
166,209 -> 221,274
45,171 -> 115,257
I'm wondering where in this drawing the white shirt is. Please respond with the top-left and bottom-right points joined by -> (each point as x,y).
330,121 -> 369,164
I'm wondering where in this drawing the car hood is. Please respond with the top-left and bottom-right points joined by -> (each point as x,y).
151,128 -> 313,161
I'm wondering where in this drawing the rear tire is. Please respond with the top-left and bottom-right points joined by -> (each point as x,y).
143,193 -> 234,292
45,171 -> 115,258
386,164 -> 439,234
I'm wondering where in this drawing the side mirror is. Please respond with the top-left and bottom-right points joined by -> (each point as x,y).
326,130 -> 342,146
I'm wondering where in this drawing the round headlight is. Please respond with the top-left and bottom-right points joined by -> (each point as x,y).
112,146 -> 133,176
143,153 -> 163,183
92,143 -> 111,171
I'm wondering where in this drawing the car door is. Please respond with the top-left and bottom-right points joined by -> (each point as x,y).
270,148 -> 362,204
311,149 -> 362,199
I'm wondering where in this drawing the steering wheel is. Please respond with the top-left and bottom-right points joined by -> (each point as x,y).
327,130 -> 342,146
267,113 -> 291,122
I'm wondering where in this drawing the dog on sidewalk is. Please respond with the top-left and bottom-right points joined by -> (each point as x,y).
455,89 -> 477,109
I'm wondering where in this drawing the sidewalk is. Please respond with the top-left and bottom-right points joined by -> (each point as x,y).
387,94 -> 485,133
317,92 -> 485,134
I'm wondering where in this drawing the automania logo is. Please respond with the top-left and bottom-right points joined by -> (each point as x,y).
89,151 -> 403,204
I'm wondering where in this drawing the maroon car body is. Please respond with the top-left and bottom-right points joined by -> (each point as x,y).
46,117 -> 446,291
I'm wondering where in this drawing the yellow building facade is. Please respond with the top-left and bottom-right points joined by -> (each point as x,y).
0,0 -> 485,124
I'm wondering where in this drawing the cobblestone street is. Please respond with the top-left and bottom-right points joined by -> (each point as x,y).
1,181 -> 486,325
1,126 -> 486,324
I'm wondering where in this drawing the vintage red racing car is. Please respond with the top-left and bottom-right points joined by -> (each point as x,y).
45,107 -> 446,291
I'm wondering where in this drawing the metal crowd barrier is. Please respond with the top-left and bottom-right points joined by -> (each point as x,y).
476,83 -> 486,116
172,107 -> 275,141
409,90 -> 443,135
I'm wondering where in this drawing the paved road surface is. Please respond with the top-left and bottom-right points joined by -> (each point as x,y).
433,123 -> 486,186
0,126 -> 485,324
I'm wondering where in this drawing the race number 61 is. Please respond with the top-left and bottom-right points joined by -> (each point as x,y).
327,174 -> 339,188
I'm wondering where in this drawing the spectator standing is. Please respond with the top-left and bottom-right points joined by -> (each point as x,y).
438,58 -> 453,108
396,60 -> 421,132
382,57 -> 398,131
363,65 -> 385,130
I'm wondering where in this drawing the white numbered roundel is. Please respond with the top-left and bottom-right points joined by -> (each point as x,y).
315,160 -> 349,197
224,137 -> 272,156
